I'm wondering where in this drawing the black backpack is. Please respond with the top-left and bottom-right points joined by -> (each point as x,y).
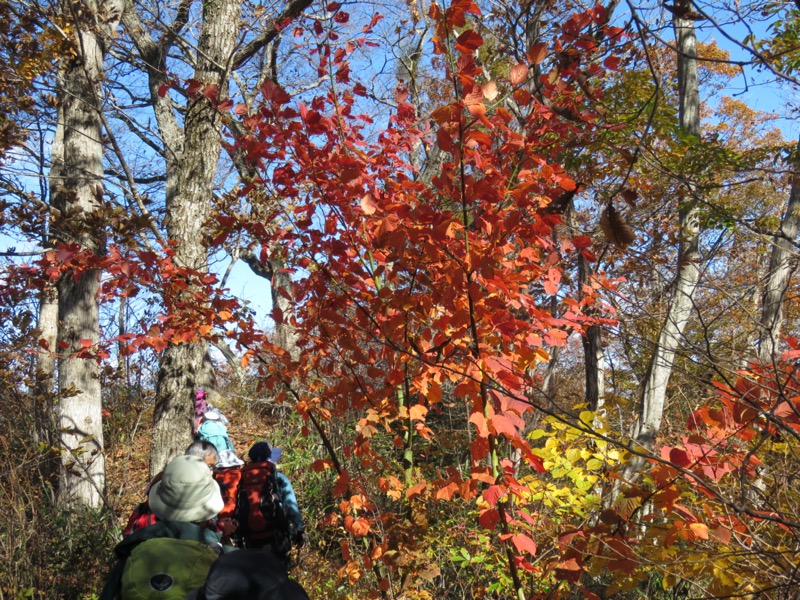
235,462 -> 292,555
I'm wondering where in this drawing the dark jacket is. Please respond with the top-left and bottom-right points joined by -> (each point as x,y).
187,547 -> 310,600
99,521 -> 225,600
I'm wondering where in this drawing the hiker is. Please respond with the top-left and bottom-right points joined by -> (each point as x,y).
196,407 -> 236,456
211,448 -> 244,540
193,389 -> 209,435
187,547 -> 311,600
236,441 -> 307,559
186,440 -> 220,469
100,455 -> 227,600
122,441 -> 219,536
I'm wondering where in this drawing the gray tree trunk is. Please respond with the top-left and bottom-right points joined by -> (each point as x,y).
757,151 -> 800,363
270,258 -> 300,359
50,0 -> 123,508
633,4 -> 702,450
122,0 -> 313,475
148,0 -> 243,476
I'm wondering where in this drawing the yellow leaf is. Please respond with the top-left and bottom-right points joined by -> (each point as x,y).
585,458 -> 603,471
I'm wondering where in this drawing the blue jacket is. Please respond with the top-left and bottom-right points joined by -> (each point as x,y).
275,470 -> 304,533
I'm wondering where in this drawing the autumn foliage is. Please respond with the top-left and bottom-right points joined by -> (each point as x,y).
5,0 -> 800,597
212,1 -> 637,596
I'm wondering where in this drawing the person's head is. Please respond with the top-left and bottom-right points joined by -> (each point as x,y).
148,455 -> 224,523
185,440 -> 218,469
216,449 -> 244,469
248,441 -> 282,464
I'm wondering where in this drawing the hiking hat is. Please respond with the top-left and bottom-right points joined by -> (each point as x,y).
248,440 -> 282,464
216,449 -> 244,468
149,455 -> 224,522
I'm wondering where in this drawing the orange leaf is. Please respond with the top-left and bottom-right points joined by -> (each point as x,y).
491,414 -> 520,439
409,404 -> 428,420
427,381 -> 443,404
431,104 -> 459,124
483,484 -> 505,506
406,482 -> 427,500
436,481 -> 459,501
478,508 -> 500,529
482,81 -> 498,101
689,522 -> 709,540
543,268 -> 560,295
469,411 -> 489,437
455,30 -> 483,53
527,42 -> 547,65
467,103 -> 493,128
558,176 -> 576,191
511,533 -> 537,556
360,193 -> 378,215
554,558 -> 583,582
351,516 -> 371,537
332,471 -> 350,497
509,63 -> 529,85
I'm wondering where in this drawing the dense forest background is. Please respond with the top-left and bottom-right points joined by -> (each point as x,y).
2,0 -> 800,597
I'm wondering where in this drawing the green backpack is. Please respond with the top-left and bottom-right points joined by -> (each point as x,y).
120,538 -> 219,599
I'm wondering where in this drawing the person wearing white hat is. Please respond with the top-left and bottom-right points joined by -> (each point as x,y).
99,455 -> 227,600
147,454 -> 225,522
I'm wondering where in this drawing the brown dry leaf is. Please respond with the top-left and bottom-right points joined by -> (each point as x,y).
599,203 -> 636,248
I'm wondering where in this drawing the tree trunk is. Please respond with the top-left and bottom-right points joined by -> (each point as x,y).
270,257 -> 300,359
240,249 -> 299,358
633,3 -> 702,449
50,0 -> 123,508
149,0 -> 243,477
34,283 -> 58,449
579,253 -> 605,414
757,149 -> 800,363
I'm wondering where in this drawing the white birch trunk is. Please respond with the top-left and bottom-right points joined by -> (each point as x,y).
757,157 -> 800,363
51,0 -> 123,508
633,5 -> 702,450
